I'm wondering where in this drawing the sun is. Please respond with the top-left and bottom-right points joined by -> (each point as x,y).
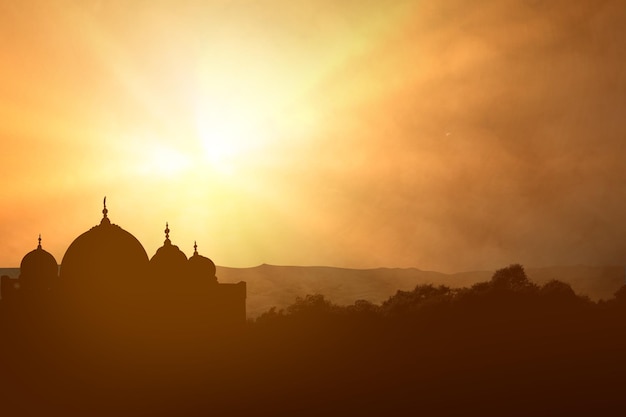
195,108 -> 247,176
194,94 -> 274,176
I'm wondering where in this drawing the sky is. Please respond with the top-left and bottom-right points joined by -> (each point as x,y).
1,0 -> 625,272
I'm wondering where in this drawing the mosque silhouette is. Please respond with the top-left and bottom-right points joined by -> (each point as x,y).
0,198 -> 246,340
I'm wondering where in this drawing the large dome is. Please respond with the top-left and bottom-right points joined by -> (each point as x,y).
59,201 -> 149,295
20,235 -> 58,291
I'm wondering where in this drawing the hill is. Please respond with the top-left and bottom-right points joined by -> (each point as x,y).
3,265 -> 625,317
216,264 -> 626,317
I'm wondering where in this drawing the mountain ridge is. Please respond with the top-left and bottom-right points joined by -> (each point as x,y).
215,264 -> 626,317
2,264 -> 625,317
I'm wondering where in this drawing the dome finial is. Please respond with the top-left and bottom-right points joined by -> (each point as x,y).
37,234 -> 42,249
164,222 -> 170,243
193,240 -> 198,255
101,196 -> 111,225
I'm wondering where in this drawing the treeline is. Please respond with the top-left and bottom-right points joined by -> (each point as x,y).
255,263 -> 601,324
251,263 -> 626,343
244,264 -> 626,416
2,264 -> 626,416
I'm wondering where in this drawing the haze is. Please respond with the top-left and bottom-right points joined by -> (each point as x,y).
1,0 -> 624,272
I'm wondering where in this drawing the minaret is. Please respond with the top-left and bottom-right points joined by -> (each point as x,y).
164,222 -> 171,245
101,196 -> 111,225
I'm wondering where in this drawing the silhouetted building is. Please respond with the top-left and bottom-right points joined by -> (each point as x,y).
0,275 -> 19,299
60,201 -> 150,297
20,235 -> 58,292
149,222 -> 188,279
1,199 -> 246,336
0,236 -> 57,301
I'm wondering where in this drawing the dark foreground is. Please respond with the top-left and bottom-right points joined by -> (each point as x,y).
2,265 -> 626,416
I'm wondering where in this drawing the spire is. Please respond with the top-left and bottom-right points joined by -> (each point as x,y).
164,222 -> 171,244
101,196 -> 111,225
37,234 -> 42,249
193,241 -> 198,255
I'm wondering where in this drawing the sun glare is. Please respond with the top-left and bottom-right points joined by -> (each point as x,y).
195,113 -> 245,176
140,143 -> 192,177
194,95 -> 275,176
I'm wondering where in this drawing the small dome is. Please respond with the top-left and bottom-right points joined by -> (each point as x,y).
150,223 -> 188,276
19,235 -> 58,291
60,199 -> 149,294
187,241 -> 217,283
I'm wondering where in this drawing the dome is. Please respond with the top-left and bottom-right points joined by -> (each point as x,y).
59,199 -> 149,294
19,235 -> 58,291
150,223 -> 188,276
187,242 -> 217,283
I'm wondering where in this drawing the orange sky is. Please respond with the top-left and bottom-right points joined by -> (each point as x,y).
1,0 -> 625,272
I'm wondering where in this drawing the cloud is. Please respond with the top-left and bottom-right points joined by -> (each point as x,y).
304,0 -> 626,270
1,0 -> 625,271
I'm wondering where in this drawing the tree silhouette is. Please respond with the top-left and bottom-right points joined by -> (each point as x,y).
286,293 -> 335,316
381,284 -> 453,317
490,263 -> 537,292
